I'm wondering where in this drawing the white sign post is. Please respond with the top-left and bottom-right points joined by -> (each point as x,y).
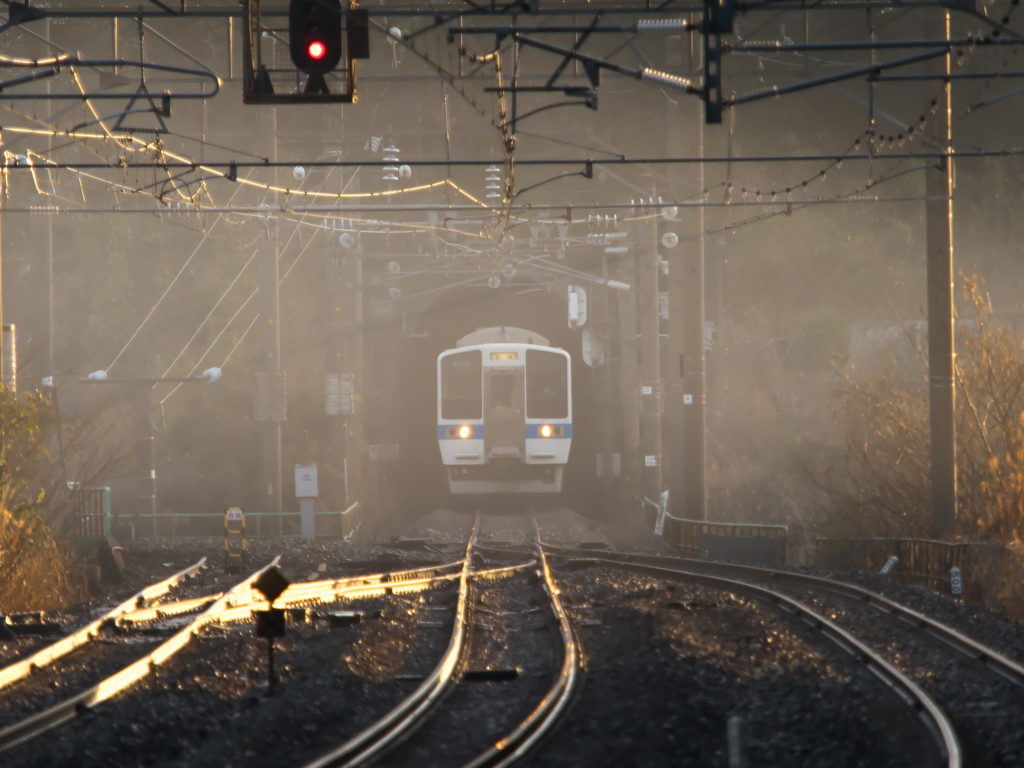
950,566 -> 962,597
295,465 -> 318,539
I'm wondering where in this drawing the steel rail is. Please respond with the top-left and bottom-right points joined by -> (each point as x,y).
115,593 -> 219,626
0,556 -> 207,693
459,520 -> 582,768
215,573 -> 466,624
0,557 -> 280,754
301,519 -> 482,768
116,563 -> 464,625
115,560 -> 527,628
550,547 -> 1024,697
547,550 -> 961,768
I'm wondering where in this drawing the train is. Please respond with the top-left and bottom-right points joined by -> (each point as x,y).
437,327 -> 572,494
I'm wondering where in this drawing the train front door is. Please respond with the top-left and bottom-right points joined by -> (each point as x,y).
484,370 -> 524,459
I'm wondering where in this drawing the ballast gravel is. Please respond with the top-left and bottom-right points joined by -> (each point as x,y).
3,512 -> 1024,767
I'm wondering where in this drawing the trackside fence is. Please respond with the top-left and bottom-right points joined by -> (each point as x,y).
662,515 -> 788,567
814,538 -> 1004,602
106,502 -> 363,539
69,487 -> 111,539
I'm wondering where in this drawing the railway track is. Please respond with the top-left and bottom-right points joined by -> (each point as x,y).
2,523 -> 565,766
562,548 -> 1024,767
7,515 -> 1024,767
0,557 -> 283,753
537,544 -> 1024,768
0,557 -> 208,695
459,517 -> 580,768
300,514 -> 581,768
0,553 -> 480,756
466,542 -> 953,767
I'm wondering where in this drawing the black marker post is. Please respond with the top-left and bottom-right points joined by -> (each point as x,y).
252,567 -> 291,696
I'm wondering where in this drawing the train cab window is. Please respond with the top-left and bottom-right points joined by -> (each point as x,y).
441,351 -> 482,419
489,373 -> 520,411
526,350 -> 568,419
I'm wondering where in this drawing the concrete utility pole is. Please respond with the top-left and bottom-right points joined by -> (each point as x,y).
29,198 -> 54,388
28,20 -> 54,392
926,11 -> 956,536
595,253 -> 617,517
664,95 -> 708,523
326,230 -> 347,506
616,239 -> 640,513
0,174 -> 4,389
680,101 -> 708,523
134,384 -> 156,536
258,106 -> 284,521
637,213 -> 663,528
343,250 -> 364,505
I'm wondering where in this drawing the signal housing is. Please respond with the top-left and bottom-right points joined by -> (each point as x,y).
289,0 -> 343,75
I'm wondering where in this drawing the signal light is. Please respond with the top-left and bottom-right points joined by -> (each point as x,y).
289,0 -> 343,89
307,40 -> 327,61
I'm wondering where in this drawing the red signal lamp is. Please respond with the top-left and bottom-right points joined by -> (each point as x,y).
307,40 -> 327,60
289,0 -> 343,77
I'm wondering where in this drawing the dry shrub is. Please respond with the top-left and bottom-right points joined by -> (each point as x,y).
819,276 -> 1024,541
0,387 -> 130,612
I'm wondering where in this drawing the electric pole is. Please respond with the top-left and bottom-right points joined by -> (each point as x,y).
927,11 -> 956,536
637,212 -> 663,528
257,107 -> 284,522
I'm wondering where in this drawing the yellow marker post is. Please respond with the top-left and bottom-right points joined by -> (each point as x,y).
224,507 -> 247,574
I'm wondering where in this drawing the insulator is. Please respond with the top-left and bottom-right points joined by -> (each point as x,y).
636,18 -> 688,31
639,68 -> 696,93
605,279 -> 631,291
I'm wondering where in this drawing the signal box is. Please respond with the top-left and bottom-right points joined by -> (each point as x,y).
243,0 -> 371,104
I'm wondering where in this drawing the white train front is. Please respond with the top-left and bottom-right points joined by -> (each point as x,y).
437,327 -> 572,494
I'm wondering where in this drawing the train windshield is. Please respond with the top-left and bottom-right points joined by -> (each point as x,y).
441,350 -> 482,419
489,373 -> 519,409
526,350 -> 569,419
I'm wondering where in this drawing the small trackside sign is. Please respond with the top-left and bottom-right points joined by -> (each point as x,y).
226,508 -> 244,521
950,566 -> 962,596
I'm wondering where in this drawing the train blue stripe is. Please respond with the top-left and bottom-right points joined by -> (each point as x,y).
525,423 -> 572,438
439,424 -> 572,439
438,425 -> 485,439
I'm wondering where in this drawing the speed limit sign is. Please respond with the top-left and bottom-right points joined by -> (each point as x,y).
950,566 -> 962,596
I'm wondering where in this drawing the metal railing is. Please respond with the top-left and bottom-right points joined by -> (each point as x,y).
814,537 -> 1004,601
69,486 -> 111,539
109,502 -> 361,539
661,515 -> 788,565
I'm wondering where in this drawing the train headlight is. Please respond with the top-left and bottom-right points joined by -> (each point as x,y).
540,424 -> 553,438
458,425 -> 472,439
